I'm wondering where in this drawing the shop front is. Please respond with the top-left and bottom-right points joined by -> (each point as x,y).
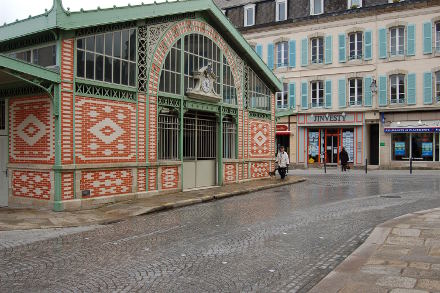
297,112 -> 365,167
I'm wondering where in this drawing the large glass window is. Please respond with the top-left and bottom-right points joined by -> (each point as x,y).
349,78 -> 363,106
390,74 -> 405,104
436,22 -> 440,52
308,130 -> 320,164
412,133 -> 434,161
390,26 -> 405,56
392,133 -> 436,161
276,0 -> 287,21
436,133 -> 440,162
392,133 -> 410,161
8,44 -> 56,68
223,56 -> 237,105
349,32 -> 363,60
76,29 -> 136,86
159,40 -> 181,94
184,34 -> 221,95
276,41 -> 288,68
276,83 -> 289,109
311,80 -> 324,107
248,67 -> 271,111
311,37 -> 324,64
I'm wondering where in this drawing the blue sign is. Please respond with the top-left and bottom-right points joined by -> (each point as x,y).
384,127 -> 440,133
394,142 -> 406,156
422,142 -> 433,157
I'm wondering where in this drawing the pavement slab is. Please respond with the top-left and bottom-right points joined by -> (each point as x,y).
310,207 -> 440,293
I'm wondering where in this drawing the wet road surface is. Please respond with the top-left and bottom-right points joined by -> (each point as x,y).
1,172 -> 440,292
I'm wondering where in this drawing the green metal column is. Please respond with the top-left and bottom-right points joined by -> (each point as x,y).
53,83 -> 63,211
218,107 -> 223,186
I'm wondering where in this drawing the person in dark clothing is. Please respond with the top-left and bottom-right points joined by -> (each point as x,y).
340,147 -> 349,172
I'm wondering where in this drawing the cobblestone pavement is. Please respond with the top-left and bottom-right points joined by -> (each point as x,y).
1,172 -> 440,292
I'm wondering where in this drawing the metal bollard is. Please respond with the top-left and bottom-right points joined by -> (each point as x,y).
365,158 -> 368,174
410,156 -> 413,174
324,160 -> 327,174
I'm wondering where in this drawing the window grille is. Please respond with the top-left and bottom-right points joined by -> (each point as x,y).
158,110 -> 179,160
223,116 -> 236,159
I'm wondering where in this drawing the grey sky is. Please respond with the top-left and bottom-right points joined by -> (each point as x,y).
0,0 -> 160,24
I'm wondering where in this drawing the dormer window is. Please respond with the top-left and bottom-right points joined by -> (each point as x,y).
244,4 -> 256,27
276,0 -> 287,22
348,0 -> 362,8
310,0 -> 324,15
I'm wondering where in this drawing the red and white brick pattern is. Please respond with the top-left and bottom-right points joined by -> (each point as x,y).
148,168 -> 157,191
12,170 -> 51,200
75,97 -> 136,164
9,96 -> 54,164
224,164 -> 236,183
138,93 -> 147,162
61,173 -> 74,200
138,168 -> 147,193
250,162 -> 270,179
249,120 -> 271,158
80,169 -> 132,197
161,166 -> 179,190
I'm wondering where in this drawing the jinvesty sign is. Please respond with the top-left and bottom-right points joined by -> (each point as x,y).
298,113 -> 363,126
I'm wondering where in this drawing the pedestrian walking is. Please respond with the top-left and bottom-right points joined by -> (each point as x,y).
276,146 -> 290,180
340,147 -> 349,172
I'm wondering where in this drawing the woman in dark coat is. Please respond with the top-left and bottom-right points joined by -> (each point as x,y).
340,147 -> 349,172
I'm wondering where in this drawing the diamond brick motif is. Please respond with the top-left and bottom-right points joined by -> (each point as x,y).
254,131 -> 267,147
17,114 -> 46,146
90,118 -> 124,144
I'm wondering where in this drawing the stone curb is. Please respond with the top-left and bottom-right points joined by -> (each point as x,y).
309,207 -> 440,293
0,177 -> 305,231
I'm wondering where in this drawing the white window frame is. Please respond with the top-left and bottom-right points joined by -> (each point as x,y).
276,0 -> 287,22
310,0 -> 324,15
276,42 -> 288,68
311,80 -> 324,108
348,32 -> 363,60
389,74 -> 406,104
435,71 -> 440,102
435,22 -> 440,52
276,83 -> 289,109
311,37 -> 324,64
349,78 -> 363,106
348,0 -> 362,8
244,4 -> 256,27
390,26 -> 405,57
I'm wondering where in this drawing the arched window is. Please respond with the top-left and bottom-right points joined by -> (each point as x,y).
158,33 -> 237,105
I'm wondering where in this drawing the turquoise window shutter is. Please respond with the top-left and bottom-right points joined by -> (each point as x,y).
289,82 -> 296,109
378,28 -> 387,59
423,22 -> 433,54
338,79 -> 346,108
407,73 -> 416,105
325,35 -> 333,64
338,34 -> 346,63
267,43 -> 274,70
255,44 -> 263,58
406,24 -> 415,56
378,75 -> 387,106
325,80 -> 332,108
364,30 -> 372,60
423,72 -> 433,104
301,81 -> 308,109
364,76 -> 372,106
301,38 -> 308,67
289,40 -> 296,68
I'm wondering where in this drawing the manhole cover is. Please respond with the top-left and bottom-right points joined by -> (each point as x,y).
380,195 -> 402,199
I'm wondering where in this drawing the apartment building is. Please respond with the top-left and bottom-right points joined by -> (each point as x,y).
217,0 -> 440,168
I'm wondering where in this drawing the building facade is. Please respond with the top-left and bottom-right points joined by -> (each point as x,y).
218,0 -> 440,169
0,0 -> 281,210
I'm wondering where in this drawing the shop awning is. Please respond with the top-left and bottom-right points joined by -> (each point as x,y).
384,121 -> 440,133
276,131 -> 291,136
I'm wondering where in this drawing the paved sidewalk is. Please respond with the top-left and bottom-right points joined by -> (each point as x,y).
0,176 -> 304,231
310,208 -> 440,293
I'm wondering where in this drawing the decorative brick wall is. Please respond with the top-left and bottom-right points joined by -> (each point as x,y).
75,96 -> 136,164
250,162 -> 270,178
249,120 -> 271,158
138,93 -> 147,162
161,166 -> 179,190
60,39 -> 74,164
224,163 -> 237,183
148,168 -> 158,191
80,169 -> 132,197
138,168 -> 147,193
9,96 -> 54,164
61,172 -> 74,200
12,170 -> 51,200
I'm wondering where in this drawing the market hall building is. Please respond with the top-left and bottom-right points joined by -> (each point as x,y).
0,0 -> 281,210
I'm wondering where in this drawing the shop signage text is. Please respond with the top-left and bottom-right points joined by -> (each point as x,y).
384,127 -> 440,133
312,114 -> 346,123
